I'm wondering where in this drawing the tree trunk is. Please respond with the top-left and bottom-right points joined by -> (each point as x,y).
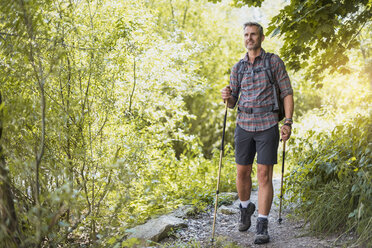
0,92 -> 20,246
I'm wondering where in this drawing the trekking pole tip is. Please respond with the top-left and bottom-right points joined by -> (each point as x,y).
278,218 -> 282,224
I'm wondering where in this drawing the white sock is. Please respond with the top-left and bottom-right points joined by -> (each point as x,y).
258,214 -> 268,219
240,200 -> 251,208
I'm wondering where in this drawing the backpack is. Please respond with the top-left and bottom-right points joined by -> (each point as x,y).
236,52 -> 285,121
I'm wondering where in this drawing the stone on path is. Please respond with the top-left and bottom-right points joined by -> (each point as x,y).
127,215 -> 187,242
218,205 -> 239,215
170,205 -> 198,218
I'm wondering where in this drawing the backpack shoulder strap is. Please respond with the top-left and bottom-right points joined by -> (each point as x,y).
264,52 -> 281,112
237,59 -> 246,86
264,52 -> 275,85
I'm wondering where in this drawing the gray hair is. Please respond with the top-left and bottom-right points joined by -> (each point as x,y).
243,22 -> 264,37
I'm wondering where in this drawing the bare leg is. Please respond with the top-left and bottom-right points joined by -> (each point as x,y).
236,164 -> 253,201
257,163 -> 273,215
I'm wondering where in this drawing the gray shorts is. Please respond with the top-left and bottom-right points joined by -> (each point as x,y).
234,124 -> 279,165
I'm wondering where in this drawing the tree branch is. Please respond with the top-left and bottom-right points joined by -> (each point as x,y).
128,57 -> 136,113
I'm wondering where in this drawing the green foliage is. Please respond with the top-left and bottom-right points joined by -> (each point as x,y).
285,114 -> 372,246
142,0 -> 244,158
217,192 -> 237,207
208,0 -> 265,7
120,237 -> 142,247
267,0 -> 372,81
292,55 -> 370,118
1,0 -> 371,246
0,0 -> 239,246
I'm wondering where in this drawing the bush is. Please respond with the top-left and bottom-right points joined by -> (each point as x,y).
285,113 -> 372,246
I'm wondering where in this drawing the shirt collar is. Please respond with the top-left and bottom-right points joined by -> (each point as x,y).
243,48 -> 266,63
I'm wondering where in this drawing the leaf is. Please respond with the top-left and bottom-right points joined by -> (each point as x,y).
351,184 -> 358,193
270,27 -> 281,37
358,203 -> 364,219
348,210 -> 356,218
108,237 -> 117,245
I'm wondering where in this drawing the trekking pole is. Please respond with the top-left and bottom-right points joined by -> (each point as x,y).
278,140 -> 286,224
211,101 -> 228,244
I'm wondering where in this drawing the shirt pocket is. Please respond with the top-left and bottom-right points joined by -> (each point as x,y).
241,69 -> 254,89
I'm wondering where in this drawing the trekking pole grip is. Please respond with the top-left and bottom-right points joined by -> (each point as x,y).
220,101 -> 228,151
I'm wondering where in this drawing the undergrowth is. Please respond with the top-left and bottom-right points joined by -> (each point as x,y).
285,113 -> 372,247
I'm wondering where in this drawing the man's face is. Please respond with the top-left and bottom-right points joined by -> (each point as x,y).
244,25 -> 264,51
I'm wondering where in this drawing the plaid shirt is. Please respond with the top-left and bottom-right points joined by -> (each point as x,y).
230,49 -> 293,132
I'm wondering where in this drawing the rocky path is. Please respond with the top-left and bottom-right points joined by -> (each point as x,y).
160,178 -> 349,248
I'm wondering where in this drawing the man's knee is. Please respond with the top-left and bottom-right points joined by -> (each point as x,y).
237,164 -> 253,179
257,164 -> 273,184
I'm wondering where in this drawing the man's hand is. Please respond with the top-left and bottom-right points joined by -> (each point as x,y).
280,124 -> 291,141
221,85 -> 232,101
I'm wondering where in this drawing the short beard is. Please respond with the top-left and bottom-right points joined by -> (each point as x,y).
246,42 -> 261,50
246,36 -> 263,50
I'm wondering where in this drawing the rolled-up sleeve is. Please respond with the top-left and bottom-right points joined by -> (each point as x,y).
271,55 -> 293,99
229,62 -> 240,106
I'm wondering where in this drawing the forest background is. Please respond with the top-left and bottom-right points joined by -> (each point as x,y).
0,0 -> 371,247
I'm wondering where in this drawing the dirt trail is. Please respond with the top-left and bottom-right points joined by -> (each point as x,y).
161,178 -> 348,247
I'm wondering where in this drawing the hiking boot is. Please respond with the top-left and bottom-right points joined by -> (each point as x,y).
238,202 -> 255,231
254,217 -> 270,244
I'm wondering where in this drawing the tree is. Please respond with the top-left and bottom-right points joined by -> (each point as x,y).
0,92 -> 20,247
268,0 -> 371,82
1,0 -> 230,245
210,0 -> 371,83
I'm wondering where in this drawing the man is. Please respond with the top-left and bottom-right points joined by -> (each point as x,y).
221,22 -> 294,244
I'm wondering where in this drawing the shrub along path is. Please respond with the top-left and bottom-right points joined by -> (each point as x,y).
161,178 -> 355,247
